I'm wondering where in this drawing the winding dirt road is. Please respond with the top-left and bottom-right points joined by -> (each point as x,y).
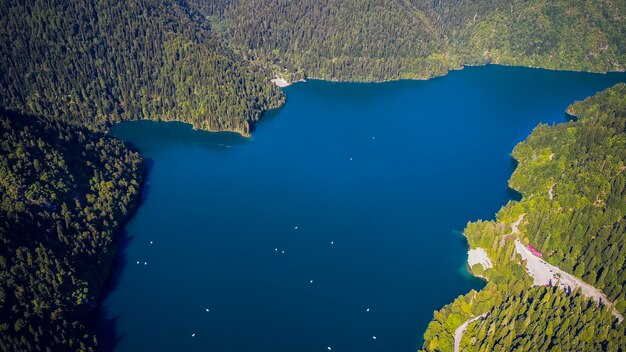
514,239 -> 623,322
453,313 -> 488,352
510,214 -> 622,321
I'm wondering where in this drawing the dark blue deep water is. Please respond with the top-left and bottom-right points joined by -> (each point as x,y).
101,66 -> 626,352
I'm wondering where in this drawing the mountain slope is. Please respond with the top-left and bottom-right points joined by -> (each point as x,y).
0,0 -> 284,135
191,0 -> 626,82
420,84 -> 626,351
0,110 -> 143,351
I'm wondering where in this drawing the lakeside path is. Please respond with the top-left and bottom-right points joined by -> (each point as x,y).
510,215 -> 623,322
454,313 -> 488,352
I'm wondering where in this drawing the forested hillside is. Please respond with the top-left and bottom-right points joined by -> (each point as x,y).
420,84 -> 626,351
2,0 -> 625,131
426,0 -> 626,72
1,1 -> 625,351
191,0 -> 626,82
0,110 -> 143,351
461,287 -> 625,351
0,0 -> 284,135
193,0 -> 450,81
509,85 -> 626,305
0,0 -> 286,350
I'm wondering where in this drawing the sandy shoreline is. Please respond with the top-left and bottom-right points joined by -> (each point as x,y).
467,248 -> 492,271
460,211 -> 623,351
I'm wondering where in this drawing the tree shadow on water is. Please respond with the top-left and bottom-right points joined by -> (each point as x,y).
87,157 -> 155,351
250,99 -> 287,133
138,158 -> 154,203
506,157 -> 523,202
87,226 -> 132,351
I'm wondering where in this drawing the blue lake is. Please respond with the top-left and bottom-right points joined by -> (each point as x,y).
101,66 -> 626,351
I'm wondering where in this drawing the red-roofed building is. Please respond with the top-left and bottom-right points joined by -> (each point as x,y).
527,245 -> 542,257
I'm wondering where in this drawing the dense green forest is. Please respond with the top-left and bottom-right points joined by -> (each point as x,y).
190,0 -> 626,82
462,287 -> 625,351
2,0 -> 625,132
510,85 -> 626,306
0,0 -> 284,135
0,0 -> 286,350
420,84 -> 626,351
1,0 -> 625,351
0,110 -> 143,351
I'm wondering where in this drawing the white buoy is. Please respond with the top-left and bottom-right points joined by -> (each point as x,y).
372,136 -> 375,140
275,248 -> 278,252
294,226 -> 298,230
373,336 -> 377,340
144,262 -> 147,265
327,347 -> 332,351
366,308 -> 370,312
331,241 -> 334,245
349,157 -> 353,161
310,280 -> 314,283
191,333 -> 195,337
281,250 -> 285,254
150,241 -> 153,244
136,261 -> 140,264
205,308 -> 209,312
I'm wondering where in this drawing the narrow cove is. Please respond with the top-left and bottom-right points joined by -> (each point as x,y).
99,65 -> 626,352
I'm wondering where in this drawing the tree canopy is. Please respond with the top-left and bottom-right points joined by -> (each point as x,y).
0,0 -> 284,135
421,84 -> 626,351
0,110 -> 143,351
1,1 -> 625,350
189,0 -> 626,82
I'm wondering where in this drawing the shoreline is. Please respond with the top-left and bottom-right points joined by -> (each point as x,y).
271,77 -> 290,88
257,63 -> 624,137
116,63 -> 623,139
271,77 -> 307,88
285,62 -> 622,86
88,155 -> 148,348
107,118 -> 253,138
466,247 -> 493,271
96,65 -> 625,349
442,95 -> 625,349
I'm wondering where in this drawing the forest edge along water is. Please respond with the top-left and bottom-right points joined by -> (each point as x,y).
100,65 -> 626,352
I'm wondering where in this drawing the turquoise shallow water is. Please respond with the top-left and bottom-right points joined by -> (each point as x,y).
101,66 -> 626,352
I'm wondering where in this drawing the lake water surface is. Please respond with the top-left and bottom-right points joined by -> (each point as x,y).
101,66 -> 626,352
